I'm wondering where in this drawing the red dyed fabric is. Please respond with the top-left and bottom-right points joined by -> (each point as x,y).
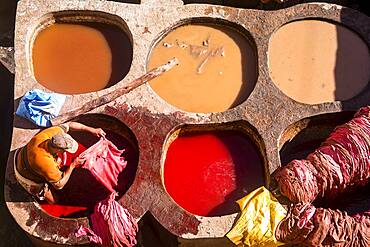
78,138 -> 127,193
274,106 -> 370,203
76,193 -> 138,247
276,203 -> 370,247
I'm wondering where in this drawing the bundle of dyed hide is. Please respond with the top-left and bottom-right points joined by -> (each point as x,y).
275,203 -> 370,247
76,193 -> 138,247
274,106 -> 370,203
78,137 -> 127,192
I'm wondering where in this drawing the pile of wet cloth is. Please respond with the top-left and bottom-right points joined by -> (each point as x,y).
75,137 -> 138,247
227,106 -> 370,247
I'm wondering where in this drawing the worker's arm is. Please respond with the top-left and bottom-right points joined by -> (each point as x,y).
50,164 -> 75,190
64,121 -> 106,137
50,157 -> 85,190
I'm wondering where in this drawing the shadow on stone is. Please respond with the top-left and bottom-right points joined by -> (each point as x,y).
0,62 -> 33,245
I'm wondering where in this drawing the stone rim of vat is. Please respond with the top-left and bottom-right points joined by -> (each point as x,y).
29,10 -> 134,95
7,0 -> 370,245
267,18 -> 370,105
146,17 -> 259,113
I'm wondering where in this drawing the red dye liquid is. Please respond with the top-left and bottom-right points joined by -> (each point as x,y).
39,130 -> 138,218
164,131 -> 265,216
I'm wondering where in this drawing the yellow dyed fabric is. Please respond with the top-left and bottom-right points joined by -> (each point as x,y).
226,186 -> 287,247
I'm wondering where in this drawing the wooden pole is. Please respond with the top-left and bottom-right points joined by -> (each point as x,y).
51,57 -> 179,126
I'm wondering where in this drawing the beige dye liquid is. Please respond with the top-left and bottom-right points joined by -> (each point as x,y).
32,23 -> 132,94
269,20 -> 370,104
148,24 -> 256,113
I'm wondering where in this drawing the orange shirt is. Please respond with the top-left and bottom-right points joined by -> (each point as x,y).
25,126 -> 67,183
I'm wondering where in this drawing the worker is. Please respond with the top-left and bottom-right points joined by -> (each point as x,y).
14,121 -> 106,204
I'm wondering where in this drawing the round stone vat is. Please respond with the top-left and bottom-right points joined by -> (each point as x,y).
30,11 -> 133,95
269,19 -> 370,104
278,111 -> 370,215
38,114 -> 139,219
148,18 -> 258,113
162,121 -> 266,217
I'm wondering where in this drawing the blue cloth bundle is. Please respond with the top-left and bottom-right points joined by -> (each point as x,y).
16,89 -> 66,127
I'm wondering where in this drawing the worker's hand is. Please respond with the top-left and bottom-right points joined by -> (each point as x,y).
92,128 -> 106,138
71,157 -> 86,168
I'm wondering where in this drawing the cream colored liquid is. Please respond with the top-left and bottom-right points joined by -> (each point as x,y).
32,23 -> 132,94
148,24 -> 256,113
269,20 -> 370,104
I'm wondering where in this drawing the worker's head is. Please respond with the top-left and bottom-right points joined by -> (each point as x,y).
50,133 -> 78,153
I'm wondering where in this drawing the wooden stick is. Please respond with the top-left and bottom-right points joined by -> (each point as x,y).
51,58 -> 179,126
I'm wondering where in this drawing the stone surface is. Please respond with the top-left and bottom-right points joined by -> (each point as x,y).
0,47 -> 15,73
4,0 -> 370,246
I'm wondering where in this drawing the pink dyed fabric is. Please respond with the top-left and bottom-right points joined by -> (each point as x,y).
274,106 -> 370,203
78,138 -> 127,192
75,138 -> 138,246
76,193 -> 138,247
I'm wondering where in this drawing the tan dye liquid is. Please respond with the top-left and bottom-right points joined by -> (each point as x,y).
32,23 -> 132,94
269,20 -> 370,104
148,24 -> 256,113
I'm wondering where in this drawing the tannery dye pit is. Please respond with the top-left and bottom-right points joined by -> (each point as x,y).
32,22 -> 133,94
279,111 -> 355,165
269,19 -> 370,104
148,22 -> 257,113
39,125 -> 139,218
163,130 -> 264,216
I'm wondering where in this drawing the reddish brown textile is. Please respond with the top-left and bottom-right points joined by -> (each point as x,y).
78,138 -> 127,193
274,106 -> 370,203
276,203 -> 370,247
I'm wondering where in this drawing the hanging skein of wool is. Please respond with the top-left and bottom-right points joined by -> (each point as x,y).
275,203 -> 370,247
274,106 -> 370,204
